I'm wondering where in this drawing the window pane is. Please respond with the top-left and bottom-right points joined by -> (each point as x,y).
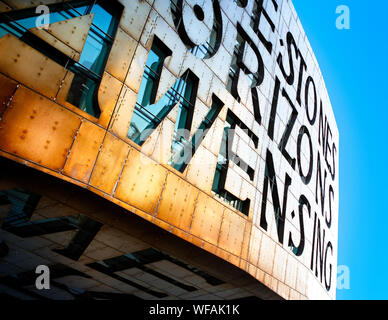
90,4 -> 114,35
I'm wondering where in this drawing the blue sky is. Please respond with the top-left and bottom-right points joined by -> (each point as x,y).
293,0 -> 388,300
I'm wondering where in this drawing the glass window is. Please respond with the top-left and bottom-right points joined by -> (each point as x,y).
211,111 -> 258,216
128,37 -> 223,173
127,37 -> 194,146
170,95 -> 222,172
0,0 -> 123,118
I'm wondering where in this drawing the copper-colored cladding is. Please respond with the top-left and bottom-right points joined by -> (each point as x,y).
185,145 -> 217,193
97,72 -> 123,128
109,86 -> 137,139
124,44 -> 148,93
240,220 -> 252,263
89,133 -> 130,195
106,28 -> 138,83
190,192 -> 224,246
54,71 -> 87,118
157,172 -> 199,232
0,86 -> 81,170
115,148 -> 167,214
119,0 -> 152,41
147,119 -> 174,163
248,225 -> 263,266
0,74 -> 17,116
30,26 -> 78,60
0,35 -> 68,100
0,0 -> 339,300
33,14 -> 94,54
0,1 -> 258,287
218,209 -> 246,257
62,120 -> 105,183
28,13 -> 93,60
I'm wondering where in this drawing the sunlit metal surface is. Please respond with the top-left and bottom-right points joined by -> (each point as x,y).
0,0 -> 339,300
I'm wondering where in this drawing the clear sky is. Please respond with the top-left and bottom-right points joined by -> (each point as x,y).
292,0 -> 388,300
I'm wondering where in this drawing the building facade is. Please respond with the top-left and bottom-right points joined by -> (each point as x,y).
0,0 -> 339,300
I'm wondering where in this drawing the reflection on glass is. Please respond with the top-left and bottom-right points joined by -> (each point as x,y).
0,0 -> 122,118
127,40 -> 177,145
169,97 -> 222,172
211,114 -> 250,215
128,37 -> 223,172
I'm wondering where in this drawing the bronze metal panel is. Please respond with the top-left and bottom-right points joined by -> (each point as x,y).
34,14 -> 94,54
106,28 -> 138,82
98,72 -> 123,128
124,44 -> 148,93
119,0 -> 152,41
0,73 -> 18,116
30,28 -> 78,60
89,133 -> 130,195
185,146 -> 217,193
109,86 -> 137,139
115,148 -> 167,214
0,86 -> 81,171
157,172 -> 199,232
62,120 -> 105,183
190,192 -> 224,246
218,209 -> 246,257
240,220 -> 252,262
0,34 -> 68,100
247,225 -> 262,266
149,118 -> 174,163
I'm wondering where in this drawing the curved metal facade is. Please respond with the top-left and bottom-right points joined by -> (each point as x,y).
0,0 -> 339,300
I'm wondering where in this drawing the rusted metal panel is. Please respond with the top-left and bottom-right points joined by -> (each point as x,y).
115,148 -> 167,214
157,172 -> 199,232
218,209 -> 246,257
0,86 -> 81,171
190,192 -> 224,246
98,72 -> 123,128
62,120 -> 105,183
0,73 -> 18,116
106,28 -> 138,82
0,34 -> 68,100
89,133 -> 130,195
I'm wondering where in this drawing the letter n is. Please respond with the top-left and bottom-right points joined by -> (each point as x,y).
260,149 -> 292,244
